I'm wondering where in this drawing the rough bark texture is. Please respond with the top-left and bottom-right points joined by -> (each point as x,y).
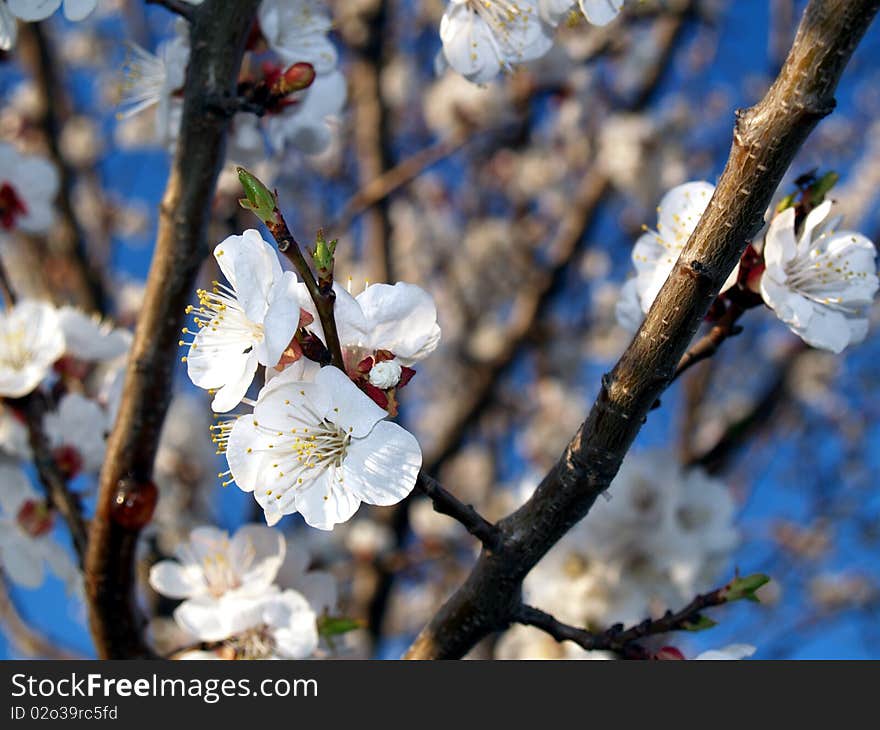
84,0 -> 261,659
405,0 -> 880,660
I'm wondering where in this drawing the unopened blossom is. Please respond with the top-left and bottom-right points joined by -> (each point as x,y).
539,0 -> 623,26
0,300 -> 65,398
630,181 -> 739,314
439,0 -> 555,84
0,460 -> 79,592
182,230 -> 305,412
44,392 -> 108,475
149,524 -> 286,642
226,365 -> 422,530
0,144 -> 59,234
759,201 -> 878,353
266,71 -> 347,156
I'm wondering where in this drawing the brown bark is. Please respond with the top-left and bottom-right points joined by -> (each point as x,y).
84,0 -> 261,659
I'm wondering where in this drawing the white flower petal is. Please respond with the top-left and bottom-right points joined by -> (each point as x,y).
318,366 -> 386,438
149,560 -> 205,600
340,420 -> 421,507
214,230 -> 283,323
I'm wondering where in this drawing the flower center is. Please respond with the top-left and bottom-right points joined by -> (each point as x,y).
783,238 -> 871,314
181,281 -> 265,357
0,323 -> 37,372
198,535 -> 256,597
228,624 -> 276,660
0,183 -> 27,231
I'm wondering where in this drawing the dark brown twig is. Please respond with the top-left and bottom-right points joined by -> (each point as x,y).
416,473 -> 502,552
265,216 -> 345,371
514,584 -> 730,658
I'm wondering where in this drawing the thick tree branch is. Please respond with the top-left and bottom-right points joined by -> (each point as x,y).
405,0 -> 879,660
84,0 -> 261,659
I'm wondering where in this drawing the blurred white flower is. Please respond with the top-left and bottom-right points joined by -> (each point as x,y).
0,144 -> 59,234
694,643 -> 756,660
44,392 -> 107,475
759,201 -> 878,353
0,460 -> 79,592
57,306 -> 131,362
439,0 -> 554,84
182,230 -> 305,412
118,31 -> 189,145
226,365 -> 422,530
0,300 -> 65,398
630,181 -> 739,314
524,451 -> 737,629
0,3 -> 16,51
149,524 -> 285,642
275,538 -> 338,616
7,0 -> 96,22
0,404 -> 30,460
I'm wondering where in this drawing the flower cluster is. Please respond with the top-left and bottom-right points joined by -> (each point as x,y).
181,230 -> 439,530
0,297 -> 129,592
496,451 -> 738,658
119,0 -> 346,161
438,0 -> 624,84
616,179 -> 879,353
149,524 -> 338,659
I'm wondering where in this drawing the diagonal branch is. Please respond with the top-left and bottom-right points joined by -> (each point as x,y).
416,473 -> 502,552
84,0 -> 262,659
405,0 -> 880,660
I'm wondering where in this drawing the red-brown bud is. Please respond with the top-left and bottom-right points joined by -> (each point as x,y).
110,478 -> 158,531
16,500 -> 54,537
271,62 -> 316,97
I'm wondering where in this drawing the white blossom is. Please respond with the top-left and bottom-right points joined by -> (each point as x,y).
630,181 -> 739,314
149,524 -> 285,642
0,300 -> 65,398
0,460 -> 79,592
539,0 -> 623,26
439,0 -> 555,84
0,144 -> 59,234
266,70 -> 347,156
57,306 -> 131,362
226,365 -> 422,530
759,201 -> 878,353
44,392 -> 108,474
258,0 -> 338,73
182,230 -> 306,412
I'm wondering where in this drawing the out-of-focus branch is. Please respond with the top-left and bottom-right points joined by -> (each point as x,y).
18,24 -> 106,313
85,0 -> 261,659
21,394 -> 89,563
344,0 -> 394,282
145,0 -> 196,21
332,136 -> 468,238
406,0 -> 879,659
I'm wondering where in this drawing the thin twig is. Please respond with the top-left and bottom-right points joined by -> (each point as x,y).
265,216 -> 345,371
514,584 -> 730,658
416,473 -> 502,552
